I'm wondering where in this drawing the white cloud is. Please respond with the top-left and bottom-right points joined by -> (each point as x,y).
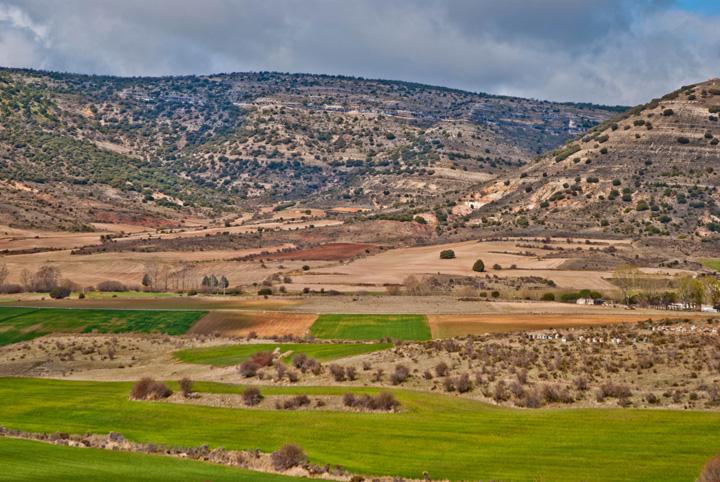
0,0 -> 717,104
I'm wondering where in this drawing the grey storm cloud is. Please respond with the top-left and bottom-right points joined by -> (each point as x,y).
0,0 -> 718,105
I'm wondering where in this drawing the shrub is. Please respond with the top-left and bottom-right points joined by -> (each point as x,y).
329,364 -> 346,381
343,392 -> 400,411
243,387 -> 263,406
699,455 -> 720,482
472,259 -> 485,272
677,136 -> 690,144
0,284 -> 22,294
390,364 -> 410,385
49,286 -> 71,299
439,249 -> 456,259
435,362 -> 449,377
541,292 -> 555,301
238,361 -> 260,377
598,383 -> 632,400
130,378 -> 172,400
250,351 -> 275,367
179,378 -> 193,398
414,216 -> 427,225
96,280 -> 127,292
257,287 -> 273,296
271,444 -> 307,470
454,373 -> 473,393
281,395 -> 310,410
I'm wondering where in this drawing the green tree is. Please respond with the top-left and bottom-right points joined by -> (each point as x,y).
472,259 -> 485,272
439,249 -> 455,259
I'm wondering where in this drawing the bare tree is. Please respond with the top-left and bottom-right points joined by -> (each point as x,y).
0,263 -> 8,286
612,264 -> 640,304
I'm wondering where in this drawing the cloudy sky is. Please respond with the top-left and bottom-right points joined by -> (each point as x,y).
0,0 -> 718,105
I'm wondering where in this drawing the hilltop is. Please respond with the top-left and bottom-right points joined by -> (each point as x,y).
463,79 -> 720,239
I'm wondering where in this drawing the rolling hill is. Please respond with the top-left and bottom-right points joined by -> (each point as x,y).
0,68 -> 620,230
463,79 -> 720,239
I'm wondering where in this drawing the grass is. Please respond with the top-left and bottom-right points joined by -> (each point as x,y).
310,314 -> 431,341
174,342 -> 392,366
700,259 -> 720,271
0,307 -> 206,346
0,438 -> 298,482
1,377 -> 718,481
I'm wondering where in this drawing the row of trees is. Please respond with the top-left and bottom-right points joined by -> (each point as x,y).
140,263 -> 231,294
0,262 -> 232,295
613,264 -> 720,310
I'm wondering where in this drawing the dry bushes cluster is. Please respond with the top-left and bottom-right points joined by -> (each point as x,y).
342,392 -> 400,411
368,319 -> 720,409
130,378 -> 172,400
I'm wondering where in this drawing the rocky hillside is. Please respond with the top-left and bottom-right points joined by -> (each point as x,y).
464,79 -> 720,238
0,68 -> 619,230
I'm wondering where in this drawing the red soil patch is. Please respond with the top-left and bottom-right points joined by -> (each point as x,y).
428,312 -> 716,338
265,243 -> 377,261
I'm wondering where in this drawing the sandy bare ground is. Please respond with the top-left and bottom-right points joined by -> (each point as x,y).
0,246 -> 298,287
291,240 -> 608,290
188,311 -> 317,337
289,238 -> 690,292
427,312 -> 717,338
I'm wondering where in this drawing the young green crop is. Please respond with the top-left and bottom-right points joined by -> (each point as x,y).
0,378 -> 718,481
0,307 -> 205,346
174,342 -> 392,366
310,314 -> 430,341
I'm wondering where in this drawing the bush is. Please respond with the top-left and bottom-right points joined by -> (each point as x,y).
439,249 -> 456,259
243,387 -> 263,406
541,292 -> 555,301
597,383 -> 632,400
179,378 -> 193,398
280,395 -> 310,410
49,286 -> 71,299
329,364 -> 346,381
677,136 -> 690,144
238,361 -> 260,377
390,364 -> 410,385
343,392 -> 400,411
130,378 -> 172,400
271,444 -> 307,470
250,351 -> 275,367
0,284 -> 22,294
699,455 -> 720,482
257,287 -> 273,296
435,362 -> 449,377
96,280 -> 127,292
472,259 -> 485,272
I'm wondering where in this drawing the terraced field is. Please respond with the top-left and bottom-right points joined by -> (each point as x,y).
310,314 -> 431,341
0,378 -> 717,481
174,342 -> 392,366
0,307 -> 206,346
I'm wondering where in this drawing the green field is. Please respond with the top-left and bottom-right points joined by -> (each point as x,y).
0,438 -> 297,482
0,307 -> 206,346
310,314 -> 431,340
1,377 -> 717,481
174,342 -> 392,366
701,259 -> 720,271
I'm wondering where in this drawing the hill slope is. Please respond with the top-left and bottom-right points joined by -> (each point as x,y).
463,79 -> 720,238
0,68 -> 619,230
